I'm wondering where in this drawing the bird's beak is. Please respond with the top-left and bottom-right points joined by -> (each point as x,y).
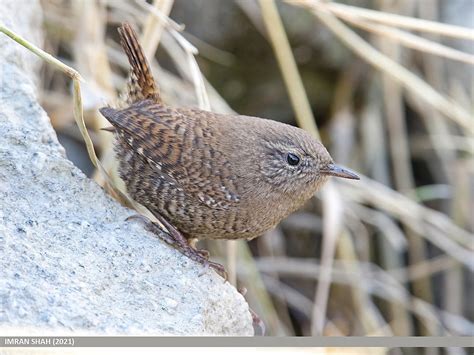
322,164 -> 360,180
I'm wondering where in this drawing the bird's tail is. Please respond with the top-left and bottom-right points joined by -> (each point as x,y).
118,22 -> 162,105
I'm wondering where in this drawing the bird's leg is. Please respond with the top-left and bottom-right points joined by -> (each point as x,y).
188,238 -> 210,260
126,213 -> 227,280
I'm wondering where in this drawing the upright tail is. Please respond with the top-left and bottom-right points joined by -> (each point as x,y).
118,23 -> 162,104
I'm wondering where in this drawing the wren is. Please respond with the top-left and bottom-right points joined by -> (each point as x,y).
100,23 -> 359,276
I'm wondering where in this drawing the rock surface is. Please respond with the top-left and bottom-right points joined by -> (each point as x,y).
0,0 -> 253,335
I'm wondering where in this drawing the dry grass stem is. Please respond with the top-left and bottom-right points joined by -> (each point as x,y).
138,0 -> 176,58
288,0 -> 474,40
344,18 -> 474,65
259,0 -> 320,140
135,0 -> 210,110
0,24 -> 83,81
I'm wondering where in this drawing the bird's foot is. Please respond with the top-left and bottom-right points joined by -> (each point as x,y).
126,213 -> 227,280
201,259 -> 227,281
197,249 -> 210,260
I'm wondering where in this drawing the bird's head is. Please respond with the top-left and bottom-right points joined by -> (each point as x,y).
256,123 -> 359,197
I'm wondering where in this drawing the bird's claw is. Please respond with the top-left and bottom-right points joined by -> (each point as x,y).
126,214 -> 147,223
197,249 -> 210,260
195,252 -> 227,281
208,260 -> 228,281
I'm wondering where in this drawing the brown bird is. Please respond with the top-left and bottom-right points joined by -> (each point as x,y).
100,23 -> 359,276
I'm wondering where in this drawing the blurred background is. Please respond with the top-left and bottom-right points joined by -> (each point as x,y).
39,0 -> 473,341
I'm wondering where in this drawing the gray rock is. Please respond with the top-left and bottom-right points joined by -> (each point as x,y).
0,0 -> 253,335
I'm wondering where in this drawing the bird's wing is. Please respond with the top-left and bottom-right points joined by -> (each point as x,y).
100,101 -> 240,210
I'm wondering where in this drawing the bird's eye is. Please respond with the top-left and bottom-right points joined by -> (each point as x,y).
286,153 -> 300,166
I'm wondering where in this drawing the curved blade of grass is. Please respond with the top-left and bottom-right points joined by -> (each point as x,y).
0,24 -> 83,81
